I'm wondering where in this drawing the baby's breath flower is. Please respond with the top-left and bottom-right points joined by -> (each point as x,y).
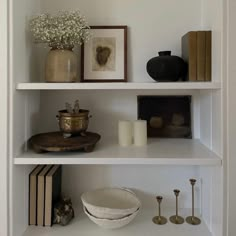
29,11 -> 91,49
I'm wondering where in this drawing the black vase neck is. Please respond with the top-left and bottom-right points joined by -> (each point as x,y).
158,51 -> 171,56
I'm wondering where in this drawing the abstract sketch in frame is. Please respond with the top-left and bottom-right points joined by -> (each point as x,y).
81,26 -> 127,82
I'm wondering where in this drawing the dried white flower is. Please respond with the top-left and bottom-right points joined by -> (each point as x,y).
29,11 -> 91,49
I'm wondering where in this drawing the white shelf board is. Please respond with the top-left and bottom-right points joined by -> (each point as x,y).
14,138 -> 222,166
22,208 -> 211,236
16,82 -> 221,90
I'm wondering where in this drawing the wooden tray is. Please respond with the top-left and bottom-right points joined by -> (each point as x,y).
29,132 -> 101,153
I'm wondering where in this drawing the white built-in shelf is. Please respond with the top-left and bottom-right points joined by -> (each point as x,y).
14,138 -> 221,166
16,82 -> 221,90
22,208 -> 211,236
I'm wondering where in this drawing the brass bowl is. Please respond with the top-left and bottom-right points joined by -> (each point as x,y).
57,109 -> 91,134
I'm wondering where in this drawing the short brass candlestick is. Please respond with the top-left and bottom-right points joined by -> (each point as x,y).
186,179 -> 201,225
152,196 -> 167,225
170,189 -> 184,224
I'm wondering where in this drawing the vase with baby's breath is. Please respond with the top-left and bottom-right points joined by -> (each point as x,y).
30,11 -> 91,82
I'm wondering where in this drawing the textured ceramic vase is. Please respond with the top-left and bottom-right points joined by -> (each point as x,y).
146,51 -> 187,82
45,48 -> 77,82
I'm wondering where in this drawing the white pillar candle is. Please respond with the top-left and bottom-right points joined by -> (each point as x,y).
118,120 -> 133,146
133,120 -> 147,146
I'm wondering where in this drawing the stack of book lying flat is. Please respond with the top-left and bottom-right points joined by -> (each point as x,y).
29,165 -> 62,227
182,31 -> 212,81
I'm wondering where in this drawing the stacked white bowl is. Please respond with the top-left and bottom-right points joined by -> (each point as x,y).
81,187 -> 141,229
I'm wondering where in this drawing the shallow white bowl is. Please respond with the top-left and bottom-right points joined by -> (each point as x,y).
83,206 -> 139,229
81,187 -> 141,219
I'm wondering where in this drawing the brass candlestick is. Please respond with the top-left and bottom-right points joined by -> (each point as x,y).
169,189 -> 184,224
152,196 -> 167,225
186,179 -> 201,225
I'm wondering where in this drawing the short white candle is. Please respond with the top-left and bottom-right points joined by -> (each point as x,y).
118,120 -> 133,146
133,120 -> 147,146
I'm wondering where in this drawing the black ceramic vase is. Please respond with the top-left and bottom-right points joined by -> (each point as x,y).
146,51 -> 187,82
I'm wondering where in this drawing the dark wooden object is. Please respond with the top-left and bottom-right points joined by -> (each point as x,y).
29,132 -> 101,153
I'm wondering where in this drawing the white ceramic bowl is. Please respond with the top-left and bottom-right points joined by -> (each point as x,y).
81,187 -> 141,219
83,206 -> 139,229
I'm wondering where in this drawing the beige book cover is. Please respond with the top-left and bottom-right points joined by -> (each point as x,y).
182,31 -> 197,81
37,165 -> 53,226
197,31 -> 206,81
29,165 -> 45,225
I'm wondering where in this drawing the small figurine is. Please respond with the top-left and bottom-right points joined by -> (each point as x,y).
65,102 -> 73,114
53,196 -> 75,226
65,100 -> 80,114
74,100 -> 80,114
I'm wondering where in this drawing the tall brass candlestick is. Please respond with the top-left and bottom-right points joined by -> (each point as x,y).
152,196 -> 167,225
186,179 -> 201,225
170,189 -> 184,224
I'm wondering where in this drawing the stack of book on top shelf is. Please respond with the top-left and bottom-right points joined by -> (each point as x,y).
29,165 -> 62,227
182,31 -> 212,82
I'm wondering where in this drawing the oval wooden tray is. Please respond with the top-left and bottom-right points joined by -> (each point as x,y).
29,132 -> 101,153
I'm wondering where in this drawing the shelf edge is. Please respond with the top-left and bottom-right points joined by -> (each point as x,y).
14,157 -> 222,166
16,82 -> 222,90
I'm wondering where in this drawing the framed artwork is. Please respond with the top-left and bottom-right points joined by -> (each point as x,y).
138,96 -> 192,138
81,26 -> 127,82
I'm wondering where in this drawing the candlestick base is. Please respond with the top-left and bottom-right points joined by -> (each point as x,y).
152,216 -> 167,225
169,215 -> 184,224
186,216 -> 201,225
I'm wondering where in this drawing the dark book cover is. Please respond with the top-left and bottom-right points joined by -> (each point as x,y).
205,31 -> 212,81
44,165 -> 62,226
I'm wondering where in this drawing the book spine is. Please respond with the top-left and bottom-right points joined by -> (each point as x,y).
44,177 -> 53,226
29,165 -> 45,226
205,31 -> 212,81
188,32 -> 197,81
197,31 -> 206,81
29,176 -> 36,225
37,165 -> 53,226
37,175 -> 45,226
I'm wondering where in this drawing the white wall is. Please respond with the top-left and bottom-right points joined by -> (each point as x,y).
39,90 -> 200,139
37,0 -> 221,152
201,0 -> 223,83
226,0 -> 236,235
10,0 -> 41,235
7,0 -> 225,235
62,165 -> 200,209
0,0 -> 9,235
40,0 -> 201,82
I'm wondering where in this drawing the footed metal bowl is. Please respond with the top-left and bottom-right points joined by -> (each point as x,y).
57,109 -> 90,135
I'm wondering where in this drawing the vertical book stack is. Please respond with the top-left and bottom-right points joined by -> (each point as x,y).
182,31 -> 212,81
29,165 -> 62,227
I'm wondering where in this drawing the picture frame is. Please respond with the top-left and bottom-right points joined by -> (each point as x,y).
81,26 -> 127,82
137,96 -> 192,138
